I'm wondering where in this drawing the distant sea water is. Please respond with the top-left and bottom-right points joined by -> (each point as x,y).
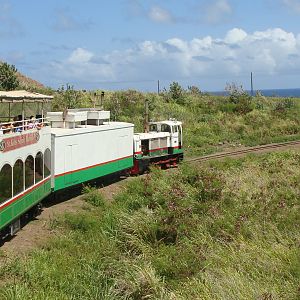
211,88 -> 300,98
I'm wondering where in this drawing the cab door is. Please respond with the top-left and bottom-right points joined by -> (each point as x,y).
171,125 -> 179,148
178,125 -> 182,149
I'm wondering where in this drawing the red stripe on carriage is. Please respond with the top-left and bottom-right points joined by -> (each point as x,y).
55,154 -> 133,178
149,147 -> 168,153
0,177 -> 51,210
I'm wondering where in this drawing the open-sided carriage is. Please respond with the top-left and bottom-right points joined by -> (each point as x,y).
0,91 -> 53,238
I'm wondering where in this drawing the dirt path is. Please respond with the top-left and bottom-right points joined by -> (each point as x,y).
0,177 -> 129,258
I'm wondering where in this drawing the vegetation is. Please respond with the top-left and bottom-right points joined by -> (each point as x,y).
1,151 -> 300,299
96,83 -> 300,157
0,62 -> 19,91
2,80 -> 300,158
51,84 -> 94,111
1,81 -> 300,298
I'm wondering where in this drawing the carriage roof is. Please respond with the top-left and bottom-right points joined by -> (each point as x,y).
0,90 -> 53,103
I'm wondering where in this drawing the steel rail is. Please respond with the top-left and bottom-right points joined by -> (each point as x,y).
186,140 -> 300,163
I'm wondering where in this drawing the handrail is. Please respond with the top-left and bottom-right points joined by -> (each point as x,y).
0,117 -> 49,134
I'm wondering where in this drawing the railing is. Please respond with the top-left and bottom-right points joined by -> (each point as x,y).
0,117 -> 49,134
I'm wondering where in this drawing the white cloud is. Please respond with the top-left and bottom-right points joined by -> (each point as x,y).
225,28 -> 247,44
44,28 -> 300,90
282,0 -> 300,13
148,6 -> 173,23
204,0 -> 232,24
68,48 -> 93,64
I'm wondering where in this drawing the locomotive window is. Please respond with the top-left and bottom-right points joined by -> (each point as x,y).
35,152 -> 43,183
0,164 -> 12,203
44,148 -> 51,177
149,124 -> 157,132
13,159 -> 24,196
25,156 -> 34,189
161,124 -> 171,133
173,126 -> 178,133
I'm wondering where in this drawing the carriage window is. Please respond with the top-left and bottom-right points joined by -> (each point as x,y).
35,152 -> 43,183
0,164 -> 12,203
44,149 -> 51,177
13,159 -> 24,196
149,124 -> 157,132
161,124 -> 171,133
25,156 -> 34,189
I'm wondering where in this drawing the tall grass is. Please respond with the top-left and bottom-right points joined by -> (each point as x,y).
1,151 -> 300,299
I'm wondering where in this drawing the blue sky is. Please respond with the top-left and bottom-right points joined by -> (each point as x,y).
1,0 -> 300,92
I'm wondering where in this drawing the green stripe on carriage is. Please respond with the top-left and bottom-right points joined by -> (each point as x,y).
173,148 -> 183,154
0,180 -> 51,231
149,149 -> 169,157
54,156 -> 133,191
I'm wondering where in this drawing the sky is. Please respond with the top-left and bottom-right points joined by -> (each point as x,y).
1,0 -> 300,92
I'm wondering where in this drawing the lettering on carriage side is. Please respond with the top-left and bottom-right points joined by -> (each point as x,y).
0,132 -> 40,153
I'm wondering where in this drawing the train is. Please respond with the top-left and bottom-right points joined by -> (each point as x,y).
0,90 -> 183,240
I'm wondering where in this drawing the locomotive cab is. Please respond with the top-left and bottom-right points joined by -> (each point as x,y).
131,119 -> 183,174
149,120 -> 183,154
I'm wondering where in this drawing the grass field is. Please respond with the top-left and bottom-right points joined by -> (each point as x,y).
1,151 -> 299,299
1,87 -> 300,299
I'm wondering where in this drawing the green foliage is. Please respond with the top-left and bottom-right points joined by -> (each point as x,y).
273,98 -> 295,113
187,85 -> 201,95
41,85 -> 300,158
167,81 -> 185,105
82,185 -> 106,208
226,82 -> 254,114
51,84 -> 93,111
0,62 -> 19,91
95,88 -> 300,157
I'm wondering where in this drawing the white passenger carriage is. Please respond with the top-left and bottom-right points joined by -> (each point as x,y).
0,91 -> 53,236
47,109 -> 134,191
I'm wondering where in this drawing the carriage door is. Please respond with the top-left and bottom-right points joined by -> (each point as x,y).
64,144 -> 79,186
178,125 -> 182,149
171,125 -> 179,149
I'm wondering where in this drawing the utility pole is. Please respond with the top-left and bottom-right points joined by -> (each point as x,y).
143,99 -> 149,133
100,91 -> 105,107
157,80 -> 160,94
250,72 -> 254,97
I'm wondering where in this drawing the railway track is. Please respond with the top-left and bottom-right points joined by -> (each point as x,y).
187,140 -> 300,163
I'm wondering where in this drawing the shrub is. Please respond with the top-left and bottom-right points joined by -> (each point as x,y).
226,82 -> 254,114
168,81 -> 186,105
273,98 -> 295,113
0,62 -> 19,91
82,185 -> 106,208
52,84 -> 93,111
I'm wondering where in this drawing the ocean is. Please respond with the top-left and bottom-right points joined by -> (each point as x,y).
211,88 -> 300,98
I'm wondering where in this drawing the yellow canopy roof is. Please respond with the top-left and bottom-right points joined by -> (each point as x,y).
0,90 -> 53,102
